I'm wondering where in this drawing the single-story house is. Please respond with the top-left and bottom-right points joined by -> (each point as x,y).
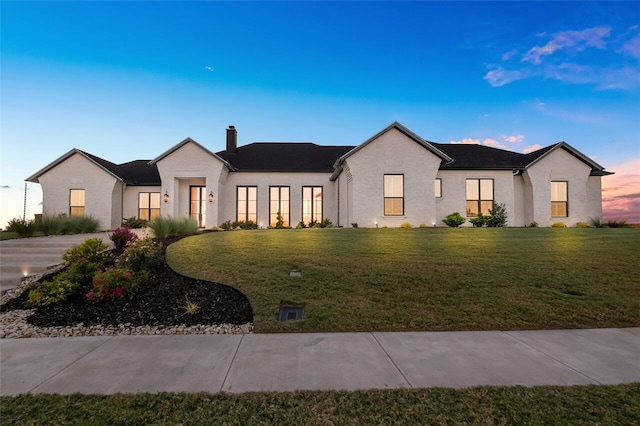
26,122 -> 612,229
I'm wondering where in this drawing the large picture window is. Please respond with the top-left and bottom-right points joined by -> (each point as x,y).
302,186 -> 323,225
237,186 -> 258,223
69,189 -> 85,217
270,186 -> 290,227
384,174 -> 404,216
551,181 -> 568,217
466,179 -> 493,216
138,192 -> 161,221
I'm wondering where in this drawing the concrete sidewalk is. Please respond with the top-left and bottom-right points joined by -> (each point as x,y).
1,328 -> 638,395
0,233 -> 112,292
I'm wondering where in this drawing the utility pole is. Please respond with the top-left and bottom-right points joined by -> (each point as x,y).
23,182 -> 27,221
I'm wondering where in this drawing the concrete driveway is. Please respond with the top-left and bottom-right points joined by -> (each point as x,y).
0,233 -> 112,292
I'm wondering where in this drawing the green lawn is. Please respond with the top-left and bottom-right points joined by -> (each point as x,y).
2,384 -> 639,424
167,228 -> 640,333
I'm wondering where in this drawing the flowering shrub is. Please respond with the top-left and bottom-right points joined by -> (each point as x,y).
88,268 -> 146,301
110,226 -> 138,251
117,237 -> 163,273
63,238 -> 110,265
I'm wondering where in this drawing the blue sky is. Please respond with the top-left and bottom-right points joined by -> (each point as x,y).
2,1 -> 639,226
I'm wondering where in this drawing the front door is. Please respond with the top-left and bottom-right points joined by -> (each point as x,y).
190,186 -> 206,227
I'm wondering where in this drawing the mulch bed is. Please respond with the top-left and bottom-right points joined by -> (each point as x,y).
1,242 -> 253,328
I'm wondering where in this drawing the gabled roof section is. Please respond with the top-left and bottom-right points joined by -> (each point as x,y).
150,137 -> 234,170
26,149 -> 160,185
522,142 -> 612,175
337,121 -> 452,166
330,122 -> 453,180
216,143 -> 354,172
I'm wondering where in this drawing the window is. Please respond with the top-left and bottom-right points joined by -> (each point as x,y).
237,186 -> 257,223
270,186 -> 290,226
435,178 -> 442,198
551,181 -> 568,217
466,179 -> 493,216
302,186 -> 323,225
384,174 -> 404,215
69,189 -> 85,216
138,192 -> 161,221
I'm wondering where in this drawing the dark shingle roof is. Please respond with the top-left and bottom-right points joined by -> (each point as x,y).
217,143 -> 356,172
432,143 -> 532,169
81,151 -> 160,185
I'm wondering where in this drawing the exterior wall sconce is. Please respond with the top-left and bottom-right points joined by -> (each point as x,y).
164,192 -> 169,203
209,191 -> 214,203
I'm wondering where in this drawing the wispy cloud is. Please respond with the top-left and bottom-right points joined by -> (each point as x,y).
450,134 -> 525,151
602,158 -> 640,223
1,185 -> 11,189
523,144 -> 542,153
522,27 -> 610,65
485,26 -> 640,90
204,66 -> 215,72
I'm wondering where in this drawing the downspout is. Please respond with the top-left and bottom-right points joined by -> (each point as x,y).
121,182 -> 125,226
337,174 -> 340,228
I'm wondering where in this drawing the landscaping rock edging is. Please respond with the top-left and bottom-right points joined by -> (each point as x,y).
0,269 -> 254,339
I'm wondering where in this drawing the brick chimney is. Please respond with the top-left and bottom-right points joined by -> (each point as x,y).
226,125 -> 237,154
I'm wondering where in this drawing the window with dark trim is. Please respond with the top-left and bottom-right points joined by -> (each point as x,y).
138,192 -> 161,221
302,186 -> 323,225
384,174 -> 404,216
237,186 -> 257,223
435,178 -> 442,198
269,186 -> 290,226
551,181 -> 568,217
466,179 -> 493,216
69,189 -> 85,217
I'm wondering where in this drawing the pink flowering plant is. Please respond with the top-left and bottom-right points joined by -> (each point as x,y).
88,268 -> 147,301
117,237 -> 163,273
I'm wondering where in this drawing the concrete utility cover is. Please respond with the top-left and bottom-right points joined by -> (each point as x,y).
289,269 -> 302,277
278,306 -> 305,322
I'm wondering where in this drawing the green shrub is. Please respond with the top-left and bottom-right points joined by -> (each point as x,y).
122,217 -> 147,228
419,223 -> 428,228
233,220 -> 258,230
469,213 -> 488,227
39,214 -> 66,235
442,212 -> 466,228
148,217 -> 172,238
400,222 -> 412,228
605,220 -> 629,228
576,222 -> 590,228
321,218 -> 333,228
528,221 -> 539,228
486,203 -> 508,227
6,217 -> 37,237
28,276 -> 79,306
589,217 -> 604,228
62,215 -> 100,234
552,222 -> 567,228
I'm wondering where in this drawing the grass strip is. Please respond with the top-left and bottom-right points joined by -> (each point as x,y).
2,384 -> 639,425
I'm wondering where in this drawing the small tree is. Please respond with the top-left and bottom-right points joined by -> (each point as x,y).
486,203 -> 507,227
442,212 -> 466,227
